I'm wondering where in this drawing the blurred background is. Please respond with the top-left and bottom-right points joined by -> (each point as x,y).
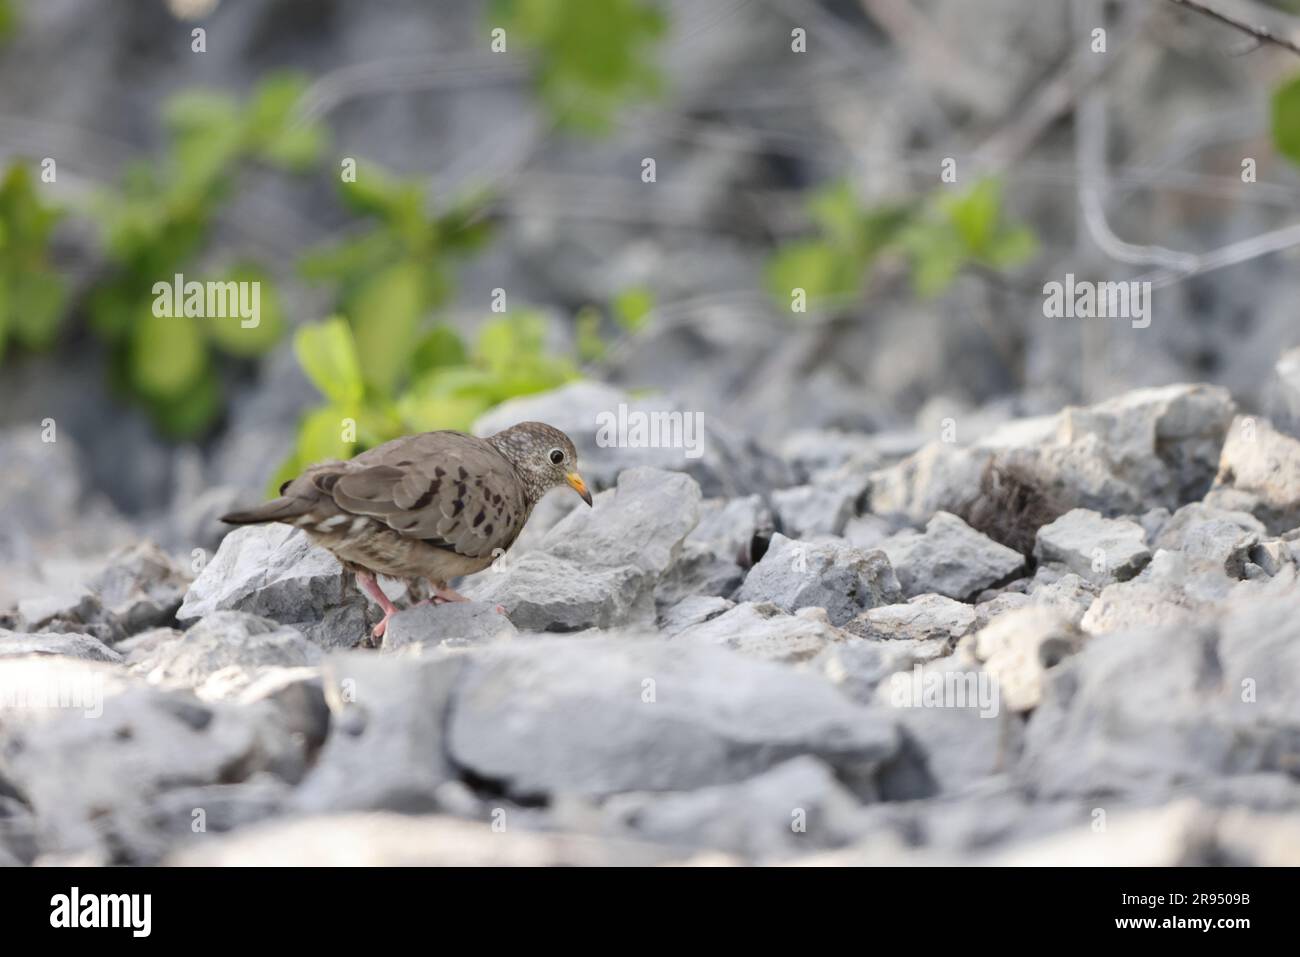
3,0 -> 1300,587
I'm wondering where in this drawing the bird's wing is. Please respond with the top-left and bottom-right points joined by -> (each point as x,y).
326,431 -> 528,560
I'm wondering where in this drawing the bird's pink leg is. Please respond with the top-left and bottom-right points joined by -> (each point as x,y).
431,582 -> 471,604
356,571 -> 398,640
429,580 -> 505,615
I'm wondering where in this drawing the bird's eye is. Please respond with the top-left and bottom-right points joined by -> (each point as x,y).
548,448 -> 565,466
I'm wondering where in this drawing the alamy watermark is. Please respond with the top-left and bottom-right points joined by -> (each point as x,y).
889,664 -> 1000,718
1043,273 -> 1151,329
595,403 -> 704,459
0,665 -> 104,718
152,272 -> 261,328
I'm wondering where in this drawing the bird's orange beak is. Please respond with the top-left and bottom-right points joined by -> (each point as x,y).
566,472 -> 593,506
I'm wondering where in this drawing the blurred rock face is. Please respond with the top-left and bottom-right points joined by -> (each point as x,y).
2,0 -> 1300,866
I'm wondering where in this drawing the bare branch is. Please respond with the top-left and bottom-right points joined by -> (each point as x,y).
1164,0 -> 1300,57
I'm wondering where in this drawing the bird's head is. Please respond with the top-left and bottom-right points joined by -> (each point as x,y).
488,421 -> 592,507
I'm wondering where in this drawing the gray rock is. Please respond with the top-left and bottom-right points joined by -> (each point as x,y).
654,541 -> 745,610
771,483 -> 856,538
0,629 -> 122,663
849,593 -> 977,642
126,611 -> 320,698
1033,508 -> 1150,584
383,602 -> 517,651
1213,415 -> 1300,533
447,636 -> 900,798
14,587 -> 123,645
841,513 -> 898,552
0,658 -> 306,860
468,468 -> 702,631
602,756 -> 871,859
971,607 -> 1083,712
1018,590 -> 1300,798
818,636 -> 953,704
735,533 -> 902,626
1023,571 -> 1099,626
873,655 -> 1021,792
84,542 -> 191,635
1153,502 -> 1264,577
880,512 -> 1024,601
686,494 -> 773,565
178,523 -> 372,649
868,443 -> 993,524
142,777 -> 290,849
294,652 -> 467,814
1079,576 -> 1204,635
671,601 -> 846,663
1249,540 -> 1293,577
658,595 -> 733,636
473,381 -> 797,498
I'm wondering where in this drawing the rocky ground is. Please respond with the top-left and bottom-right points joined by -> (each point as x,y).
2,376 -> 1299,866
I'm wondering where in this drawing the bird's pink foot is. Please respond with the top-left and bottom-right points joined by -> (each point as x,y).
357,571 -> 399,646
429,582 -> 471,604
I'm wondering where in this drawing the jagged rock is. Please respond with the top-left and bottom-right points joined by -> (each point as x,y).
970,607 -> 1083,712
1018,594 -> 1300,800
817,636 -> 953,705
126,611 -> 320,699
467,468 -> 701,631
686,494 -> 774,565
446,636 -> 900,798
1079,575 -> 1204,635
84,542 -> 190,635
1152,502 -> 1263,578
734,533 -> 901,626
1033,508 -> 1150,584
868,443 -> 992,524
848,593 -> 976,642
873,655 -> 1021,792
879,512 -> 1024,601
1213,415 -> 1300,533
293,652 -> 468,814
771,484 -> 856,538
177,523 -> 371,650
653,541 -> 745,610
0,629 -> 122,663
658,595 -> 733,636
671,601 -> 846,663
0,658 -> 306,860
601,756 -> 871,859
472,381 -> 797,497
383,602 -> 517,651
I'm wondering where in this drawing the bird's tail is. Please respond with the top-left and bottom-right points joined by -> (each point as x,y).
220,497 -> 310,526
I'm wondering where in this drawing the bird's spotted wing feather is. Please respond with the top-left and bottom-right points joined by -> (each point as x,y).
328,431 -> 528,559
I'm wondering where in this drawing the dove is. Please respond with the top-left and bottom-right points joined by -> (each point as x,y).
220,422 -> 593,642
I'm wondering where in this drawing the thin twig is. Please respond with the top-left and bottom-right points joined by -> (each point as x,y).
1164,0 -> 1300,57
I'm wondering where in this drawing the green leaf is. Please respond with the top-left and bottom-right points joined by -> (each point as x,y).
765,239 -> 861,306
411,323 -> 469,375
10,272 -> 65,349
130,312 -> 207,399
295,404 -> 358,466
986,225 -> 1038,268
612,286 -> 653,332
1273,74 -> 1300,165
150,367 -> 222,438
351,261 -> 425,394
205,264 -> 285,357
294,316 -> 364,405
576,306 -> 606,361
943,178 -> 1000,255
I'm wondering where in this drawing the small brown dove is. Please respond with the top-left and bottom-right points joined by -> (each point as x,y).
220,422 -> 592,641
